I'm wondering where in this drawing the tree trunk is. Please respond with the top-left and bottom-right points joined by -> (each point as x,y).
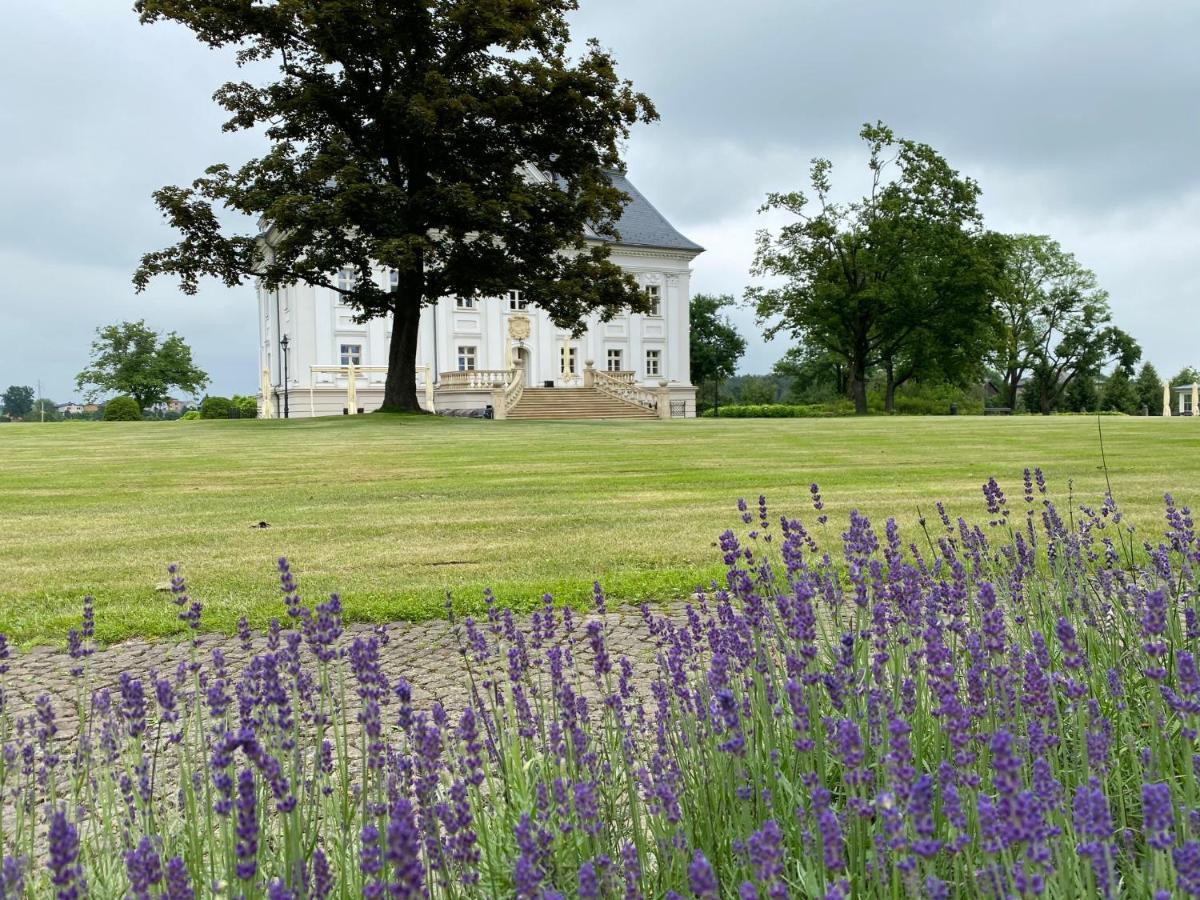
713,378 -> 720,418
850,361 -> 868,415
884,360 -> 896,414
381,298 -> 425,412
1005,373 -> 1020,411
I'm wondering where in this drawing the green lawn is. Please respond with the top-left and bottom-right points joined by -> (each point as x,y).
1,414 -> 1196,645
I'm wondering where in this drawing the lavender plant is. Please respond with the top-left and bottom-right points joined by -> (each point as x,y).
0,471 -> 1197,897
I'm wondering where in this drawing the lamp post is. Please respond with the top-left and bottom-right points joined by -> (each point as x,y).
280,334 -> 291,419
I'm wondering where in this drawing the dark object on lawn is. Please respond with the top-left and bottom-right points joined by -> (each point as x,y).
251,521 -> 270,529
949,403 -> 958,415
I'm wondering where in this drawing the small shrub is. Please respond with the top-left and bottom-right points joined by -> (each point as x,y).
179,410 -> 201,421
103,395 -> 141,421
200,395 -> 232,419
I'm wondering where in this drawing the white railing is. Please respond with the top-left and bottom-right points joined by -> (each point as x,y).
602,370 -> 637,384
592,368 -> 659,412
439,369 -> 514,390
502,363 -> 526,413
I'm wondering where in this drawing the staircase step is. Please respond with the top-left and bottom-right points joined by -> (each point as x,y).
506,387 -> 657,420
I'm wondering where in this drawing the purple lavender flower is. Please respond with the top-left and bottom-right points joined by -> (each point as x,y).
124,837 -> 162,899
1,856 -> 25,897
235,768 -> 259,880
1143,782 -> 1176,850
385,798 -> 425,897
688,850 -> 718,899
310,847 -> 333,900
163,857 -> 194,900
1175,842 -> 1200,897
47,809 -> 85,899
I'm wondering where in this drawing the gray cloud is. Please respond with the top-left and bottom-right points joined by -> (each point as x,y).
2,0 -> 1197,401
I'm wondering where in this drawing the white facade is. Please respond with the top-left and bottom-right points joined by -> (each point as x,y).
257,171 -> 702,418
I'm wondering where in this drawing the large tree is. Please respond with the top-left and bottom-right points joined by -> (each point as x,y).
133,0 -> 656,412
1133,361 -> 1163,415
689,293 -> 746,415
76,320 -> 210,412
2,385 -> 34,419
746,123 -> 994,414
992,234 -> 1139,414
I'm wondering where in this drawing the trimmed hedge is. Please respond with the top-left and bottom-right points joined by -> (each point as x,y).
103,396 -> 141,421
700,403 -> 845,418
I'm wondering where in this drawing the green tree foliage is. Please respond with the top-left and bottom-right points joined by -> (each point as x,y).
1,385 -> 34,419
133,0 -> 657,412
30,399 -> 61,422
1100,366 -> 1137,414
773,345 -> 848,403
1134,362 -> 1164,415
103,396 -> 142,421
76,320 -> 209,412
1169,366 -> 1200,391
992,235 -> 1140,415
689,294 -> 746,414
747,123 -> 995,414
231,395 -> 259,419
201,396 -> 233,420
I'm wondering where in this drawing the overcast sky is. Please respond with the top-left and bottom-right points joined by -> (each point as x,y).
2,0 -> 1198,401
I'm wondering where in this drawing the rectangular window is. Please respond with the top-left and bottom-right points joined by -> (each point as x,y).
507,290 -> 528,311
645,284 -> 661,316
336,267 -> 357,294
455,296 -> 476,309
645,349 -> 661,377
388,269 -> 399,291
457,345 -> 477,371
340,344 -> 362,366
606,349 -> 623,372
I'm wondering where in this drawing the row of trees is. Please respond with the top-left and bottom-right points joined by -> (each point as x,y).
742,123 -> 1149,415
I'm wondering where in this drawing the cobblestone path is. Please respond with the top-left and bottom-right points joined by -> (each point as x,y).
1,600 -> 694,734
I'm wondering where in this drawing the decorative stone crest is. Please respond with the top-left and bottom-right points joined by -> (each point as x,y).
508,315 -> 531,341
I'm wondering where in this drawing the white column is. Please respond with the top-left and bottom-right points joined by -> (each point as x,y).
484,295 -> 503,370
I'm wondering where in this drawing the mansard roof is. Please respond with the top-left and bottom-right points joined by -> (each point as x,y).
600,170 -> 704,255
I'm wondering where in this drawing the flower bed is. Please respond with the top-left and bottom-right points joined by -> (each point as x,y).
0,472 -> 1197,897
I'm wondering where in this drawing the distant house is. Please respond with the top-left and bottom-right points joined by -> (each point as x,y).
56,402 -> 85,416
146,397 -> 193,415
1173,383 -> 1199,416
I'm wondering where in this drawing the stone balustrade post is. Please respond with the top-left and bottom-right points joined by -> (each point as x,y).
584,360 -> 595,388
491,386 -> 507,420
657,379 -> 671,420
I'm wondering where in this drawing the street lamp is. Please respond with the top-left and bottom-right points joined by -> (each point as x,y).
280,334 -> 291,419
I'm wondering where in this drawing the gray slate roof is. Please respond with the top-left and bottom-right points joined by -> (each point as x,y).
603,170 -> 703,253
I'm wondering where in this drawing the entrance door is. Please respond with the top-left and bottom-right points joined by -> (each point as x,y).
514,346 -> 532,381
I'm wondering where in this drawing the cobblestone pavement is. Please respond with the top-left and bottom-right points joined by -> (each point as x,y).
1,600 -> 695,735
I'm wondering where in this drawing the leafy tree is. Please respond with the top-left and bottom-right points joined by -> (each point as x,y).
1169,366 -> 1200,391
1133,362 -> 1163,415
76,320 -> 209,412
773,345 -> 849,402
201,396 -> 233,420
689,294 -> 746,416
992,235 -> 1140,415
231,396 -> 259,419
103,396 -> 143,421
1100,367 -> 1137,414
31,398 -> 61,422
738,377 -> 778,405
1,385 -> 34,419
747,123 -> 993,414
134,0 -> 656,412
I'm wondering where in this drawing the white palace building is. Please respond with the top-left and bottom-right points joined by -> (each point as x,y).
256,168 -> 703,420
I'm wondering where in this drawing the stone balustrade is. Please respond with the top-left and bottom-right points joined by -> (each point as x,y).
439,369 -> 514,390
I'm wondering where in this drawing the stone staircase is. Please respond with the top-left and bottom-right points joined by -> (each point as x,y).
507,387 -> 657,420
